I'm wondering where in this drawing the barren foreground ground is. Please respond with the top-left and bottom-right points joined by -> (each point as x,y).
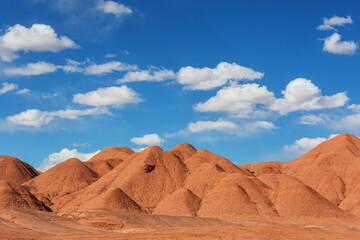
1,208 -> 360,240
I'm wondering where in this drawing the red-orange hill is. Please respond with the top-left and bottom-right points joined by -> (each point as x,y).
1,134 -> 360,222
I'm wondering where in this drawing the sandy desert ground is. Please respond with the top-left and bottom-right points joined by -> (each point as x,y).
1,208 -> 360,239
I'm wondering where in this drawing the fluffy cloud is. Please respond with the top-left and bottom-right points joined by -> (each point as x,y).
58,58 -> 89,73
40,148 -> 100,170
317,15 -> 353,30
323,33 -> 358,55
177,62 -> 264,90
7,109 -> 54,127
184,119 -> 275,138
284,134 -> 339,155
84,61 -> 138,75
331,114 -> 360,131
188,119 -> 239,133
4,61 -> 58,76
299,114 -> 328,125
96,0 -> 132,17
117,69 -> 176,83
0,24 -> 78,62
194,83 -> 274,118
270,78 -> 348,115
130,133 -> 165,146
73,86 -> 142,107
7,107 -> 109,128
347,104 -> 360,112
0,82 -> 18,95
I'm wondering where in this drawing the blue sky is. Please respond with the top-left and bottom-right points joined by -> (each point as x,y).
1,0 -> 360,170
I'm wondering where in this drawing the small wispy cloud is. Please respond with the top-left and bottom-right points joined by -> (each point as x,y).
317,15 -> 353,31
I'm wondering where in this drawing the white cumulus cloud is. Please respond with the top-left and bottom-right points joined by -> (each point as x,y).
40,148 -> 100,171
177,62 -> 264,90
323,33 -> 358,55
84,61 -> 138,75
4,61 -> 58,76
7,107 -> 109,128
130,133 -> 165,146
194,83 -> 274,118
348,104 -> 360,112
331,113 -> 360,131
0,82 -> 18,95
188,119 -> 239,133
317,15 -> 353,31
73,86 -> 142,107
270,78 -> 348,115
117,68 -> 176,83
96,0 -> 132,17
0,24 -> 78,62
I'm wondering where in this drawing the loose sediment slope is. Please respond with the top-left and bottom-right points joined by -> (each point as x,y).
0,134 -> 359,224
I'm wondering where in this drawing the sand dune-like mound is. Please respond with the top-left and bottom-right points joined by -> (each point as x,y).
258,174 -> 352,219
197,173 -> 279,220
2,135 -> 360,225
85,147 -> 134,177
282,134 -> 360,210
153,188 -> 201,216
23,158 -> 98,207
88,147 -> 134,162
0,181 -> 49,211
84,160 -> 116,177
197,181 -> 259,219
184,162 -> 228,198
185,149 -> 249,174
170,143 -> 197,161
218,174 -> 278,216
0,155 -> 39,185
77,187 -> 142,213
59,146 -> 188,213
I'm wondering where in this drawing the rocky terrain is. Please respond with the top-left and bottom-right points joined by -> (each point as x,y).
1,133 -> 360,239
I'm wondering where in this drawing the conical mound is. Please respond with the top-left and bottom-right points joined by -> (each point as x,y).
0,181 -> 48,211
197,173 -> 278,219
77,187 -> 142,213
258,174 -> 352,219
153,188 -> 201,216
88,146 -> 134,162
297,134 -> 360,158
85,147 -> 134,177
58,146 -> 188,213
282,134 -> 360,208
197,181 -> 259,220
23,158 -> 99,206
184,149 -> 249,174
170,143 -> 197,161
0,155 -> 39,185
184,162 -> 227,198
85,160 -> 117,177
217,174 -> 278,217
